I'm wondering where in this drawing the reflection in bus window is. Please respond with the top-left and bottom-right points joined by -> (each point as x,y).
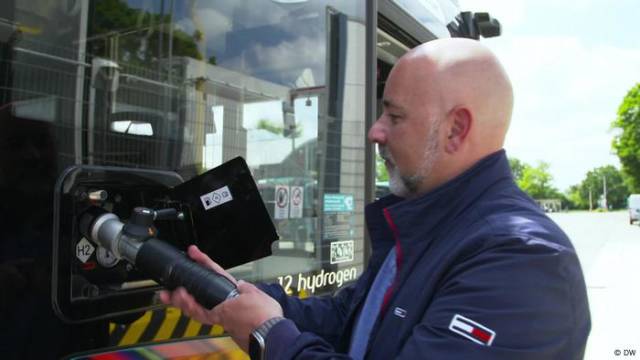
203,105 -> 224,169
110,120 -> 154,136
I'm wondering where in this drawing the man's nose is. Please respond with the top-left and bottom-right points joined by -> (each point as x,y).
367,119 -> 386,144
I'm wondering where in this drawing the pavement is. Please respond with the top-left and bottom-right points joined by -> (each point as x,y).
549,210 -> 640,360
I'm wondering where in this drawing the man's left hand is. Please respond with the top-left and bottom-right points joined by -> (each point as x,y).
209,280 -> 283,353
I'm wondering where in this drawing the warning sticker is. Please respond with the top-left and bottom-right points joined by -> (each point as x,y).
200,185 -> 233,210
274,185 -> 289,219
76,237 -> 95,263
290,186 -> 304,219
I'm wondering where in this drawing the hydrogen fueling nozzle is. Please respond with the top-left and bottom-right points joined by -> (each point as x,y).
78,206 -> 239,309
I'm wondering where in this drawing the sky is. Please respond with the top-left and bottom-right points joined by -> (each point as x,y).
458,0 -> 640,191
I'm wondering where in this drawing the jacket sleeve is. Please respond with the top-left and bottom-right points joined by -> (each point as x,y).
256,273 -> 379,360
262,318 -> 354,360
395,236 -> 591,360
257,281 -> 357,349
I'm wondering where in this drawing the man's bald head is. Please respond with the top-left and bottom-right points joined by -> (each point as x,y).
402,38 -> 513,150
369,38 -> 514,196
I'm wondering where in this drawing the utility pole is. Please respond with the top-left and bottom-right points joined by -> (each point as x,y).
602,175 -> 608,211
589,187 -> 593,211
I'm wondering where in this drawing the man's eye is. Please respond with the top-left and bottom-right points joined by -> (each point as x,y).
389,114 -> 401,124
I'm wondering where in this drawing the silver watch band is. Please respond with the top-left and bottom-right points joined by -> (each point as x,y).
253,316 -> 286,340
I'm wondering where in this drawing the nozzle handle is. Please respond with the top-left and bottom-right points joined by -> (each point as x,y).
136,238 -> 238,309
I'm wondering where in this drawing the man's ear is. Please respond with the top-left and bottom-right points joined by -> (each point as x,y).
444,107 -> 472,153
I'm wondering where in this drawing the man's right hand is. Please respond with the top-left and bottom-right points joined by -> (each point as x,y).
158,244 -> 237,324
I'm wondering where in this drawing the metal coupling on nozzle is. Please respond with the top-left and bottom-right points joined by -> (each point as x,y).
226,288 -> 240,300
79,207 -> 125,259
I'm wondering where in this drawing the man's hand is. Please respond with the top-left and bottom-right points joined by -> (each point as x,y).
158,245 -> 237,324
158,245 -> 283,353
211,281 -> 284,352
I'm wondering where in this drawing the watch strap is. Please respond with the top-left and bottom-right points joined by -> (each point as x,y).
253,316 -> 286,340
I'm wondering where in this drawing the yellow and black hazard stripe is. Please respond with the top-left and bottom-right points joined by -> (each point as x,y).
109,307 -> 226,346
109,291 -> 311,347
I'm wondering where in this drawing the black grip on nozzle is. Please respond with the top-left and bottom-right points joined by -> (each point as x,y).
136,238 -> 238,309
154,208 -> 179,220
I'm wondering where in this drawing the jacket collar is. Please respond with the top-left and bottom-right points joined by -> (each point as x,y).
366,149 -> 512,258
365,193 -> 403,268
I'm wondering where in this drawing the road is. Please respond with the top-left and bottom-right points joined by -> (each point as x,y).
549,210 -> 640,359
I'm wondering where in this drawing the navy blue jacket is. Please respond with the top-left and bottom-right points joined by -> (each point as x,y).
259,150 -> 590,359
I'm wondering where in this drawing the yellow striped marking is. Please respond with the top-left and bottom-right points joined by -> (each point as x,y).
183,317 -> 203,337
153,307 -> 182,341
209,324 -> 225,336
119,310 -> 153,345
107,284 -> 312,345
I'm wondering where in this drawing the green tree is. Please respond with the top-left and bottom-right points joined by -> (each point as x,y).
91,0 -> 202,67
572,165 -> 630,210
509,157 -> 527,182
376,153 -> 389,182
509,158 -> 566,205
516,161 -> 562,199
566,184 -> 583,209
611,83 -> 640,192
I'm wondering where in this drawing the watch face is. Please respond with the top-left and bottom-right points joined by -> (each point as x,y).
249,333 -> 265,360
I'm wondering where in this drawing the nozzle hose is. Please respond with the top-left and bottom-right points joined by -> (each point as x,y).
136,239 -> 238,309
79,206 -> 237,309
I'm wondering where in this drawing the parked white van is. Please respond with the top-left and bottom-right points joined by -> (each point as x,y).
628,194 -> 640,224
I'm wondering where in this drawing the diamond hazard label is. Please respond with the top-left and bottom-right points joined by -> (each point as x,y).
200,185 -> 233,210
449,314 -> 496,346
76,237 -> 95,263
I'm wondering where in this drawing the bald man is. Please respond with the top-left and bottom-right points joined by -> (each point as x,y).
161,38 -> 591,359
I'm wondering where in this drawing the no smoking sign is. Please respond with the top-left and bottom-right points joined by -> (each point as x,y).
290,186 -> 303,218
274,185 -> 289,219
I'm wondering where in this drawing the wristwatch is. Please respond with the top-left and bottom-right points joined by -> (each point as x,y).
248,316 -> 285,360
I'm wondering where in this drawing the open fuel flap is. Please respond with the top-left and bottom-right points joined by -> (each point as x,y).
52,157 -> 278,323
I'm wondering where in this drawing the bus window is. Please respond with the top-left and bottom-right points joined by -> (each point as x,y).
0,0 -> 367,357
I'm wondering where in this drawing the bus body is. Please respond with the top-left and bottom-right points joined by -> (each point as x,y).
0,1 -> 499,358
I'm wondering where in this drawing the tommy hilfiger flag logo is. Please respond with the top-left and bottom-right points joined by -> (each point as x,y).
449,314 -> 496,346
